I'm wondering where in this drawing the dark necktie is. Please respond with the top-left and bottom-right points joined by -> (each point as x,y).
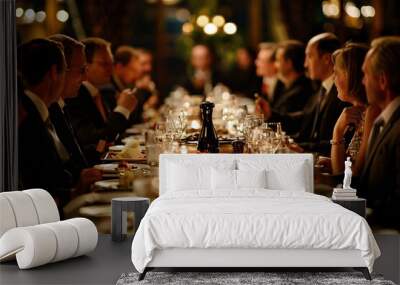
311,86 -> 326,139
63,106 -> 89,167
93,93 -> 108,122
367,118 -> 385,158
45,117 -> 70,163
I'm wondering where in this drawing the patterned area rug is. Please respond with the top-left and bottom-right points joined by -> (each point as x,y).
116,271 -> 395,285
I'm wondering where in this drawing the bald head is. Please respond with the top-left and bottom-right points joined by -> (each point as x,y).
305,33 -> 340,80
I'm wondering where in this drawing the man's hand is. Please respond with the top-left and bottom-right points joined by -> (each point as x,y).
288,143 -> 304,153
144,94 -> 159,109
75,168 -> 103,195
117,88 -> 137,112
255,97 -> 272,120
136,75 -> 155,92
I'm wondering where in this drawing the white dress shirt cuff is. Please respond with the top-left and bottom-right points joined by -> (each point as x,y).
114,106 -> 131,120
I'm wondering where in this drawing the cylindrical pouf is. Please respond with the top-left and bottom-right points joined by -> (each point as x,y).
0,196 -> 17,237
1,192 -> 39,227
42,221 -> 79,262
112,197 -> 150,242
23,189 -> 60,223
65,218 -> 98,257
0,226 -> 57,269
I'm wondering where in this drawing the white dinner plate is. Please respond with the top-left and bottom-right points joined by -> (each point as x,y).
122,136 -> 146,145
125,128 -> 142,135
108,145 -> 125,152
94,163 -> 150,173
94,179 -> 120,190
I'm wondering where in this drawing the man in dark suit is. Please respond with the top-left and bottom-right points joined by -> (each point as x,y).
18,39 -> 100,209
296,33 -> 347,155
106,46 -> 154,125
181,44 -> 224,95
257,40 -> 313,135
65,38 -> 137,148
255,42 -> 284,107
48,34 -> 92,168
359,36 -> 400,230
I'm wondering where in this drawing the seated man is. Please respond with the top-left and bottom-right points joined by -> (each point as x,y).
296,33 -> 347,156
359,36 -> 400,230
226,47 -> 260,98
136,48 -> 160,120
181,44 -> 224,95
65,37 -> 137,148
109,46 -> 154,124
18,39 -> 101,210
48,34 -> 97,167
254,42 -> 284,107
256,40 -> 313,135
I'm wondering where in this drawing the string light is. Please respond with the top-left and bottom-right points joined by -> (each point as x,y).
196,15 -> 209,27
16,7 -> 24,18
204,23 -> 218,35
223,22 -> 237,35
322,1 -> 339,18
182,22 -> 194,34
35,11 -> 46,23
361,6 -> 375,17
212,15 -> 225,27
345,2 -> 361,18
23,9 -> 35,24
56,10 -> 69,22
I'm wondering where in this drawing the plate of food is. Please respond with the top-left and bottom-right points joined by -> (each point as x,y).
94,179 -> 120,190
94,163 -> 150,173
108,145 -> 125,152
122,135 -> 145,145
102,152 -> 146,163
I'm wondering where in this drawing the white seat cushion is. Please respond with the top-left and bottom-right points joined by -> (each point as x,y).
0,196 -> 17,237
1,191 -> 39,227
23,189 -> 59,224
0,218 -> 97,269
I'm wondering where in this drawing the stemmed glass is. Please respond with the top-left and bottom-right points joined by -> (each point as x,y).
154,122 -> 166,143
243,114 -> 264,149
166,110 -> 187,141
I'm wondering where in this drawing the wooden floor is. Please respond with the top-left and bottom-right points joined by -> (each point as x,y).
0,234 -> 399,285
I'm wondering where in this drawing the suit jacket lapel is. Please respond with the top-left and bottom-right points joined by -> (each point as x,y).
52,103 -> 89,168
20,95 -> 64,165
81,85 -> 106,126
274,79 -> 299,109
363,106 -> 400,175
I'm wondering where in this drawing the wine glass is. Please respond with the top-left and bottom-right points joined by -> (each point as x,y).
155,122 -> 166,143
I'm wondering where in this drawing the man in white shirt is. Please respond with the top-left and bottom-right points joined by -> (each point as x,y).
255,42 -> 284,106
296,33 -> 347,155
359,36 -> 400,230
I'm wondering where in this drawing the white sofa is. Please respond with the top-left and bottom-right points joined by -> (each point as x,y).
0,189 -> 98,269
132,154 -> 378,281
